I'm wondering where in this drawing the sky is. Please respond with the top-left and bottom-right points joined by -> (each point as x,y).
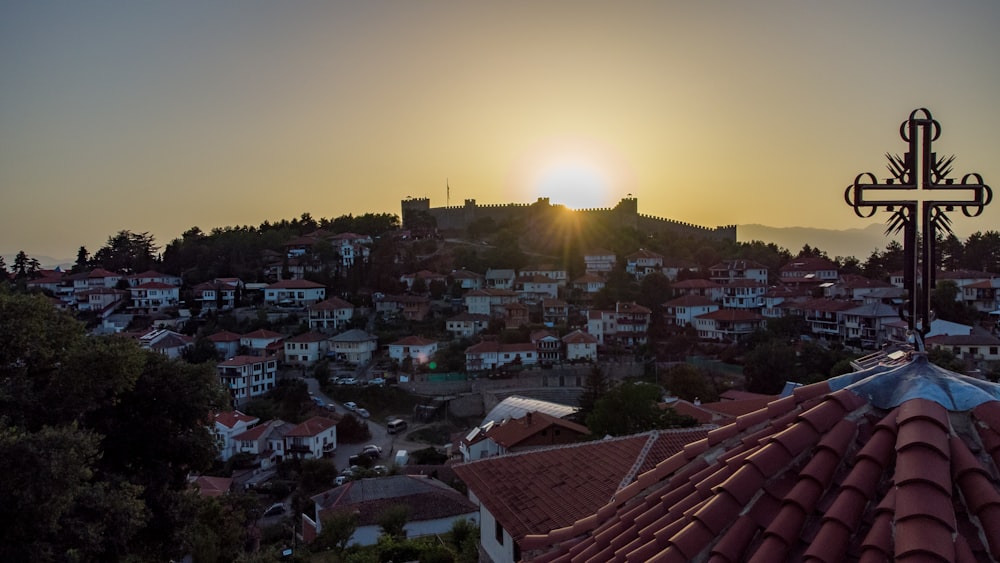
3,1 -> 1000,261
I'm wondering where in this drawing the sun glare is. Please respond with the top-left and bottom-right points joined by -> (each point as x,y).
511,136 -> 633,210
534,158 -> 610,209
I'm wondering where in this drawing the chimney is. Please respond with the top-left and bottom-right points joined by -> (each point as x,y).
526,412 -> 533,425
694,397 -> 701,406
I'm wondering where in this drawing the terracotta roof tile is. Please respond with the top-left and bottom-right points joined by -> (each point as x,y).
522,354 -> 1000,563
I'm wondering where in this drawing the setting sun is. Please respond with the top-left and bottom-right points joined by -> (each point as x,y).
533,157 -> 610,209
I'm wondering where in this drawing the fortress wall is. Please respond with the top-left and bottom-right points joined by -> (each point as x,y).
403,197 -> 736,243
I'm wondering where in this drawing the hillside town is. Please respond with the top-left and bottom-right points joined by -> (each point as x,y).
4,205 -> 1000,562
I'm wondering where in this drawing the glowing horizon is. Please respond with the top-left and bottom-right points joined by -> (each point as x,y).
2,2 -> 999,259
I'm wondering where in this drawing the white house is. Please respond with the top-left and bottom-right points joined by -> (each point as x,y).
284,416 -> 338,459
329,329 -> 378,364
138,328 -> 193,359
514,275 -> 560,302
217,356 -> 278,405
329,232 -> 372,268
194,279 -> 240,312
388,336 -> 439,365
465,289 -> 518,316
207,330 -> 242,359
450,269 -> 485,291
283,331 -> 329,366
446,312 -> 492,339
465,341 -> 538,371
231,419 -> 295,469
709,259 -> 769,285
127,270 -> 182,287
586,302 -> 652,349
519,264 -> 568,286
562,329 -> 598,362
307,297 -> 356,332
571,274 -> 606,296
625,249 -> 664,279
240,329 -> 284,357
583,249 -> 616,276
485,269 -> 517,290
662,295 -> 719,328
128,282 -> 180,314
212,410 -> 259,462
694,309 -> 766,342
264,279 -> 326,307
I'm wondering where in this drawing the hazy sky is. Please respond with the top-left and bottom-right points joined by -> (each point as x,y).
3,1 -> 999,260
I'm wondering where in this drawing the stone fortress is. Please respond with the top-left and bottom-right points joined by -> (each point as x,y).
401,196 -> 736,242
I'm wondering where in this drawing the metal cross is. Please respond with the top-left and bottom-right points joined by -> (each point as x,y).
845,108 -> 992,337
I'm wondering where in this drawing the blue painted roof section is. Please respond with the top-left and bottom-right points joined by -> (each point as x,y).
829,354 -> 1000,411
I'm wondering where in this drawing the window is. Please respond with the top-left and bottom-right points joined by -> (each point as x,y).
495,519 -> 504,545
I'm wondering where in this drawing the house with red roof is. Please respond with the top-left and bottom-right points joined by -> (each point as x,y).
541,298 -> 569,326
454,426 -> 712,563
212,410 -> 259,461
709,259 -> 769,285
464,288 -> 518,317
388,336 -> 438,365
138,328 -> 193,359
670,278 -> 725,302
625,248 -> 664,280
586,302 -> 651,349
824,273 -> 894,301
240,329 -> 284,357
71,268 -> 123,295
570,273 -> 606,297
446,312 -> 492,339
520,348 -> 1000,563
693,308 -> 766,342
127,270 -> 181,287
190,475 -> 233,498
76,287 -> 127,317
562,329 -> 598,362
284,416 -> 338,459
503,302 -> 530,329
264,279 -> 326,307
662,294 -> 719,328
375,294 -> 431,321
231,419 -> 296,469
778,255 -> 839,288
520,264 -> 568,286
302,475 -> 478,546
465,340 -> 538,371
329,232 -> 372,267
217,356 -> 278,405
127,281 -> 180,314
515,274 -> 560,302
207,330 -> 242,359
450,268 -> 486,291
460,411 -> 590,462
926,332 -> 1000,365
400,269 -> 448,292
193,279 -> 240,312
961,277 -> 1000,313
531,330 -> 562,364
307,297 -> 355,332
283,331 -> 330,366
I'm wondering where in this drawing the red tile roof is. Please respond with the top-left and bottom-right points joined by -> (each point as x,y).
266,279 -> 325,289
285,416 -> 338,438
213,410 -> 258,429
207,330 -> 242,342
391,335 -> 437,347
285,331 -> 328,343
522,355 -> 1000,562
308,297 -> 354,310
484,411 -> 590,449
454,427 -> 712,543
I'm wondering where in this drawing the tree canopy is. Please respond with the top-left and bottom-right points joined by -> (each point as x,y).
0,292 -> 228,562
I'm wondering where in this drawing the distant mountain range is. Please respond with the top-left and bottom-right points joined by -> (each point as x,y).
737,223 -> 893,260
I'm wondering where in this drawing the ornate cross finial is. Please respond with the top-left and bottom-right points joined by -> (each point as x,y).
845,109 -> 992,337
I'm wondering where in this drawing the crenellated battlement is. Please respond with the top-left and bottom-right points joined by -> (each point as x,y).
401,196 -> 736,242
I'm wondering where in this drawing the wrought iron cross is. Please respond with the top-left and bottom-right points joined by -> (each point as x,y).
845,108 -> 992,337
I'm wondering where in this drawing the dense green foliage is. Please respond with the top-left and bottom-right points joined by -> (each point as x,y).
586,382 -> 696,436
0,292 -> 228,562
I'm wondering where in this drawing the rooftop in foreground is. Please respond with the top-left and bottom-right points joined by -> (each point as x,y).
522,350 -> 1000,562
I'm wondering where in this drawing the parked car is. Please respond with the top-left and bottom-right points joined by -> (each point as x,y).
356,407 -> 370,418
367,377 -> 386,386
363,444 -> 382,458
324,404 -> 337,412
387,419 -> 407,434
372,465 -> 388,476
337,377 -> 359,385
343,401 -> 358,411
264,503 -> 285,517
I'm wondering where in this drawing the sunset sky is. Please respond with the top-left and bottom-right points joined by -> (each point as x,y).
3,1 -> 999,260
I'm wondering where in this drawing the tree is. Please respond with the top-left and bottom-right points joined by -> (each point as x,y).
743,339 -> 797,394
663,364 -> 718,402
93,230 -> 159,273
0,292 -> 227,561
72,246 -> 90,273
586,382 -> 695,437
378,504 -> 410,539
574,365 -> 609,424
313,510 -> 358,554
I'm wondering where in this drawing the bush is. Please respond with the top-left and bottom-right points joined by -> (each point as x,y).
409,447 -> 447,465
